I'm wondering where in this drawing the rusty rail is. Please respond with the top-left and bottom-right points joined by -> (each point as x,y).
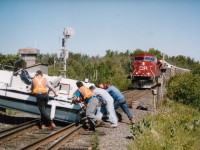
20,123 -> 82,150
0,119 -> 39,145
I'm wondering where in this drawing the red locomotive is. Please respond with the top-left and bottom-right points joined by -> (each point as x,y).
130,53 -> 162,88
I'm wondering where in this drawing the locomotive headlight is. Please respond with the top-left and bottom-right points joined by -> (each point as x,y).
142,62 -> 145,65
147,72 -> 150,76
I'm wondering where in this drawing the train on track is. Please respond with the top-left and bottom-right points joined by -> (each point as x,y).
129,53 -> 190,89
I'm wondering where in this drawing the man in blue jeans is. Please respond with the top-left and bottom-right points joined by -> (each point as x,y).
99,83 -> 136,124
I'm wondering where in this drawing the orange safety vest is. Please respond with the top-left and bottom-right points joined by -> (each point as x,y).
78,86 -> 94,100
32,76 -> 47,94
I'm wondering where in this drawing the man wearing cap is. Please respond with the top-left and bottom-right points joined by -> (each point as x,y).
31,70 -> 58,129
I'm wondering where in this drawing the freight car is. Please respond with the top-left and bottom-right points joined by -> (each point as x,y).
129,53 -> 190,89
159,60 -> 190,81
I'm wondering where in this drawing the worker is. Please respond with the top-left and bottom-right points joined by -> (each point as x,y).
31,70 -> 58,129
99,82 -> 136,124
89,85 -> 118,128
72,81 -> 101,131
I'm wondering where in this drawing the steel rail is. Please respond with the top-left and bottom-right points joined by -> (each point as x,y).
0,118 -> 39,135
46,124 -> 83,150
126,90 -> 149,107
19,123 -> 80,150
0,119 -> 39,144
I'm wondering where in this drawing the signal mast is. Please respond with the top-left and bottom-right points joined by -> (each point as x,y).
57,27 -> 74,78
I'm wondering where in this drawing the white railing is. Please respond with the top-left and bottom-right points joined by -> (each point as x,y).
0,82 -> 9,96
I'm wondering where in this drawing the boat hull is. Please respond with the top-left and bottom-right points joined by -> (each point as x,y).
0,69 -> 93,123
0,89 -> 83,123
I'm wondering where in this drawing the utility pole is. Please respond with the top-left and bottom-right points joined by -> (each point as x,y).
58,27 -> 74,78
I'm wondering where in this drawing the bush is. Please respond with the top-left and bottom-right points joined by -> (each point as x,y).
167,73 -> 200,110
133,100 -> 200,150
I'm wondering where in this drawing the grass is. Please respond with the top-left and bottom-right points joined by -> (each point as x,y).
131,99 -> 200,150
90,133 -> 100,150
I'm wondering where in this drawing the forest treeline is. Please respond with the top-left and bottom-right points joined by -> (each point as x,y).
1,48 -> 200,110
0,48 -> 200,90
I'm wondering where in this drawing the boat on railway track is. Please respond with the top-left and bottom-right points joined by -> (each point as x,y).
0,64 -> 93,123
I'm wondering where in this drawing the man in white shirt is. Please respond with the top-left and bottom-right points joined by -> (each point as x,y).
89,86 -> 118,128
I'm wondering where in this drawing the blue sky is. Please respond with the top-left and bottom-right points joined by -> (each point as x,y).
0,0 -> 200,61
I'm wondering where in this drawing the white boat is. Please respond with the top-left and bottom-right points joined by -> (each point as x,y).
0,67 -> 93,123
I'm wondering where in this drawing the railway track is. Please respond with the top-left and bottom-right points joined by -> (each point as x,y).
0,89 -> 150,149
20,123 -> 83,150
0,120 -> 86,150
0,118 -> 39,145
0,116 -> 105,150
123,89 -> 150,108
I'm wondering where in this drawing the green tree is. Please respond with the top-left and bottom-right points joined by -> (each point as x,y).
130,48 -> 145,57
148,48 -> 162,59
167,73 -> 200,110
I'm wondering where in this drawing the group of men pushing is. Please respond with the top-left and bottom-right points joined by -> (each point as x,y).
32,70 -> 135,130
73,81 -> 136,131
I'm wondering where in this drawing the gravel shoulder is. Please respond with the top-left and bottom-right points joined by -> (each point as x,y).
97,90 -> 154,150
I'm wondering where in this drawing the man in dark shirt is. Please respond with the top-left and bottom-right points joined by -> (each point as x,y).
99,83 -> 136,124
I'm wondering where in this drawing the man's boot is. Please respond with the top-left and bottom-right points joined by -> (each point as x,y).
49,121 -> 56,129
89,119 -> 95,131
130,118 -> 136,124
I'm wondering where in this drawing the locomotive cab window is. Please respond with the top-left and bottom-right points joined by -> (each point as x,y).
134,57 -> 144,61
145,57 -> 156,62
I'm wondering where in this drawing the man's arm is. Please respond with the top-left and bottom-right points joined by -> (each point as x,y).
72,90 -> 82,103
30,81 -> 34,93
47,80 -> 58,96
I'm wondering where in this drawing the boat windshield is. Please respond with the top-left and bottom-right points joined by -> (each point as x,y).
59,83 -> 70,95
